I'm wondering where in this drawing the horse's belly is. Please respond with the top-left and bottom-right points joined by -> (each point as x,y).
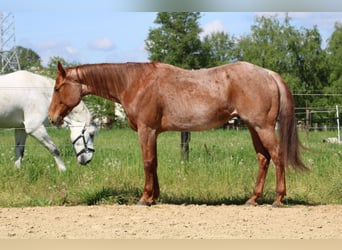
161,105 -> 233,131
0,109 -> 24,128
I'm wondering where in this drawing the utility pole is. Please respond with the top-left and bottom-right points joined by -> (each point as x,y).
0,11 -> 20,74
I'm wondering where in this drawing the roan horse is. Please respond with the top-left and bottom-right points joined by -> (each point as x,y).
0,70 -> 97,171
49,61 -> 307,206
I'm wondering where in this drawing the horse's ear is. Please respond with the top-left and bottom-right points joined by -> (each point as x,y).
57,61 -> 66,77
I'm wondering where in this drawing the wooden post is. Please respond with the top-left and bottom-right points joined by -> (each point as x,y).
180,132 -> 190,162
305,103 -> 310,140
337,105 -> 340,144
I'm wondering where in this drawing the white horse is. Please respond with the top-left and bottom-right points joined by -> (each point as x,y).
0,70 -> 98,171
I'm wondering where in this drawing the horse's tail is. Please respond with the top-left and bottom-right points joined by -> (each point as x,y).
272,72 -> 308,171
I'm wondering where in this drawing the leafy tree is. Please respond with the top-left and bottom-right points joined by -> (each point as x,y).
235,14 -> 299,74
201,31 -> 236,67
325,22 -> 342,106
43,56 -> 73,78
14,46 -> 42,71
145,12 -> 204,69
327,22 -> 342,85
236,15 -> 286,70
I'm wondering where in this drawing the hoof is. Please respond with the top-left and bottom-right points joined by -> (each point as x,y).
245,200 -> 258,206
272,202 -> 284,208
137,200 -> 154,206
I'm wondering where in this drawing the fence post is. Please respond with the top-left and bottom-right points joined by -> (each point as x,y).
305,105 -> 310,140
337,105 -> 340,144
180,131 -> 190,162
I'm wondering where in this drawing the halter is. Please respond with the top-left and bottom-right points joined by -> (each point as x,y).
72,127 -> 95,157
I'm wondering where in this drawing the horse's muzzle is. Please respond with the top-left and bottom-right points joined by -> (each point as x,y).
49,115 -> 64,127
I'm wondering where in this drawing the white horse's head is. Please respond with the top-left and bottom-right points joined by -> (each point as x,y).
68,120 -> 97,165
64,101 -> 99,165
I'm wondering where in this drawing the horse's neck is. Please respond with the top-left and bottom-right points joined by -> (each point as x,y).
79,63 -> 154,103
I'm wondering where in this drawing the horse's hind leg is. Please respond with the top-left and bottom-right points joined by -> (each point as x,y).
248,126 -> 286,207
14,129 -> 27,168
30,125 -> 66,171
246,127 -> 271,206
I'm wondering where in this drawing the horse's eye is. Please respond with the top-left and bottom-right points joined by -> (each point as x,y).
54,87 -> 60,92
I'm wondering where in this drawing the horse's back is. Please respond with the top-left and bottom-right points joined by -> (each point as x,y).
0,70 -> 54,88
0,71 -> 53,129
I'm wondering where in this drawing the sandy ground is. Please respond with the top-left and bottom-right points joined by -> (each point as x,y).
0,204 -> 341,239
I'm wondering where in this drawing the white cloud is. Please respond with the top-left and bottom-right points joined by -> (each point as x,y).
65,46 -> 78,55
88,37 -> 115,51
200,19 -> 225,39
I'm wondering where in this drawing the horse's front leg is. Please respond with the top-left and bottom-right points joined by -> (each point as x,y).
30,125 -> 66,171
14,129 -> 27,168
137,125 -> 159,206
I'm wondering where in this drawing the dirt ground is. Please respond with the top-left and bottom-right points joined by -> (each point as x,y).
0,204 -> 341,239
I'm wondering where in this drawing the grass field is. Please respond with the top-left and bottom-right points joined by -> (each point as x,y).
0,127 -> 341,207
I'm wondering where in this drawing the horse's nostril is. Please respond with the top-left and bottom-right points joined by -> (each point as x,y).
79,157 -> 91,165
52,116 -> 64,127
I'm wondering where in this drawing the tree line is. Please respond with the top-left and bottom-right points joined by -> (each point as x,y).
7,12 -> 342,122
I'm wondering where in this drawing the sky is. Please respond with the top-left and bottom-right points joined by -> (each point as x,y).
1,1 -> 342,66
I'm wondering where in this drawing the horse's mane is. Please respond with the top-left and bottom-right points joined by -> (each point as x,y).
74,63 -> 159,98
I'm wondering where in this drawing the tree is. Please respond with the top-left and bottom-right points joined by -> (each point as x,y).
43,56 -> 72,78
14,46 -> 42,71
236,15 -> 286,70
234,14 -> 299,74
201,31 -> 236,67
145,12 -> 204,69
327,22 -> 342,85
325,22 -> 342,106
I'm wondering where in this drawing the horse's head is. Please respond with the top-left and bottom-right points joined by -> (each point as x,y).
63,97 -> 99,166
49,62 -> 83,126
68,120 -> 97,165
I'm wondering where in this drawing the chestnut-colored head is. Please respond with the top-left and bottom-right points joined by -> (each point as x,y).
49,62 -> 82,126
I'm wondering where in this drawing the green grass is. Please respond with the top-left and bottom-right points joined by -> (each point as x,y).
0,127 -> 341,207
